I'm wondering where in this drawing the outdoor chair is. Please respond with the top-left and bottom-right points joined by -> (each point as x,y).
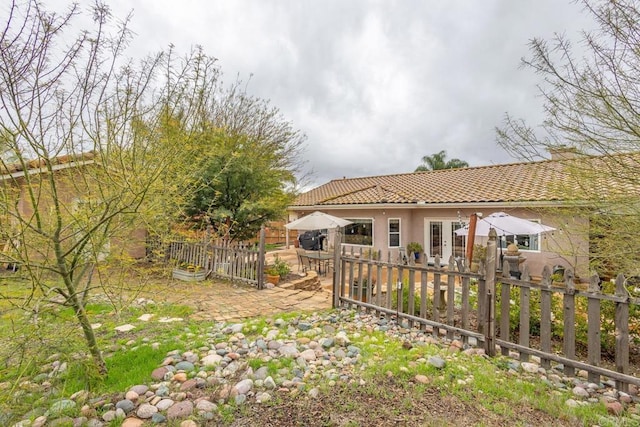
323,252 -> 334,276
295,248 -> 307,272
300,254 -> 313,273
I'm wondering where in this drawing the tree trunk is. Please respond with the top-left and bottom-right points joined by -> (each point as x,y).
70,291 -> 107,375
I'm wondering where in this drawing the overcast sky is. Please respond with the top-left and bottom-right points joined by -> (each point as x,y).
49,0 -> 597,188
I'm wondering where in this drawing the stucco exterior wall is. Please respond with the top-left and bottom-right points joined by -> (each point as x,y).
291,206 -> 590,280
1,166 -> 149,263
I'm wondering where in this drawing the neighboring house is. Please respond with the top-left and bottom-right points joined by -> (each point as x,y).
0,153 -> 147,263
289,150 -> 640,279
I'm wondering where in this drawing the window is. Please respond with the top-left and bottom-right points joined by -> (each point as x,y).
499,220 -> 541,251
388,218 -> 400,247
344,218 -> 373,246
500,234 -> 539,251
452,223 -> 465,258
429,221 -> 442,257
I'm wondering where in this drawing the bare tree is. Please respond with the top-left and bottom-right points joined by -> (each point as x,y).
497,0 -> 640,278
0,1 -> 203,374
0,0 -> 308,375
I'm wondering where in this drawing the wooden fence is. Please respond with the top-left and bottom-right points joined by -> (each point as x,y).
245,222 -> 297,246
334,230 -> 640,391
164,228 -> 266,289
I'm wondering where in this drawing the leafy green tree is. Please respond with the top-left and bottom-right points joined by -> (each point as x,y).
181,86 -> 305,241
185,128 -> 298,241
415,150 -> 469,171
496,0 -> 640,279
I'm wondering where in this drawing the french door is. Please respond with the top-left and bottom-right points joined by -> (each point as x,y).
424,219 -> 465,265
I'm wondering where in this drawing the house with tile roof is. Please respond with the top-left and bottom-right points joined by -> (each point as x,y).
288,150 -> 640,279
0,152 -> 148,264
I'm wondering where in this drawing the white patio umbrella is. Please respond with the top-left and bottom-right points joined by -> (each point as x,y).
454,212 -> 555,237
285,211 -> 352,230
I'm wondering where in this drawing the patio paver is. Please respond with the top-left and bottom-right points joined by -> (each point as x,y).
144,248 -> 333,322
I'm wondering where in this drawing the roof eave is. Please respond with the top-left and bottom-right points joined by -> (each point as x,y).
289,200 -> 577,211
0,159 -> 96,181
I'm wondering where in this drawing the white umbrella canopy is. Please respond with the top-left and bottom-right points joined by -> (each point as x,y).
285,211 -> 352,230
454,212 -> 555,237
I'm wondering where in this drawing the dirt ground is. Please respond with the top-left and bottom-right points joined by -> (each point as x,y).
222,376 -> 581,427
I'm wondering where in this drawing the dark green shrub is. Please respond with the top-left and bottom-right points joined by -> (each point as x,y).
266,255 -> 291,278
495,284 -> 547,336
572,281 -> 640,355
391,280 -> 430,316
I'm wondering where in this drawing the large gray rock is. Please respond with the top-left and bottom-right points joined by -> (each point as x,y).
166,401 -> 193,420
151,413 -> 167,424
428,356 -> 446,369
129,385 -> 149,395
115,399 -> 135,414
264,376 -> 276,389
278,345 -> 298,357
201,354 -> 223,367
195,400 -> 217,413
234,379 -> 254,395
335,331 -> 350,347
298,322 -> 312,331
253,366 -> 269,380
321,338 -> 335,349
174,361 -> 195,372
136,403 -> 158,419
155,399 -> 174,411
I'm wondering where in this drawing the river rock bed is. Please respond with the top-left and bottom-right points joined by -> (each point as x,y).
7,308 -> 640,426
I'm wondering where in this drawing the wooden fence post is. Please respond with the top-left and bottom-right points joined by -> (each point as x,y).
407,267 -> 415,329
563,269 -> 576,377
519,265 -> 531,362
446,256 -> 456,341
484,228 -> 497,357
257,226 -> 265,290
587,273 -> 601,384
539,265 -> 552,369
432,256 -> 441,338
458,258 -> 470,346
500,267 -> 511,357
332,229 -> 342,308
386,251 -> 393,310
204,228 -> 212,274
615,273 -> 630,393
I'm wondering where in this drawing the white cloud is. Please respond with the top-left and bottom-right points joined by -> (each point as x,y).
43,0 -> 596,186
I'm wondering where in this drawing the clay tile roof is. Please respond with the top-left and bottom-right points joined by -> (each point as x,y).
292,153 -> 640,207
0,152 -> 96,175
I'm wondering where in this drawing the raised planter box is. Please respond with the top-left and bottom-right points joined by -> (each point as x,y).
172,268 -> 206,282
